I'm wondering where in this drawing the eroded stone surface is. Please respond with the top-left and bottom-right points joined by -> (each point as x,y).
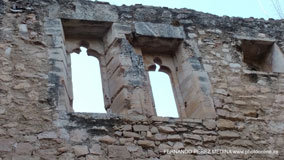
73,145 -> 89,157
108,145 -> 130,158
0,0 -> 284,160
134,22 -> 185,39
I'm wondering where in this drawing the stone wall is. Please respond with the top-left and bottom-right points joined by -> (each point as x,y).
0,0 -> 284,159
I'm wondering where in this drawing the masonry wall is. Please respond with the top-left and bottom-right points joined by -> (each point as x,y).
0,0 -> 284,160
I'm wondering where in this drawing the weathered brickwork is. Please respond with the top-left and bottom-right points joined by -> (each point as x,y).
0,0 -> 284,159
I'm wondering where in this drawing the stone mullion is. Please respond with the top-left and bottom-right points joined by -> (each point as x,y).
44,18 -> 73,112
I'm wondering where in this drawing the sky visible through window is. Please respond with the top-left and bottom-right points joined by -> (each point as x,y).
71,0 -> 282,115
97,0 -> 282,19
149,64 -> 179,117
71,47 -> 105,113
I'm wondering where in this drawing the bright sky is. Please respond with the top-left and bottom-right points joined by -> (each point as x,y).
149,64 -> 179,117
101,0 -> 283,19
71,48 -> 105,113
71,0 -> 283,115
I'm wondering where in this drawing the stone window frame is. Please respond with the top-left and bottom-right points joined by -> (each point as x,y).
47,18 -> 216,119
127,22 -> 216,119
62,19 -> 113,113
143,54 -> 182,117
237,36 -> 284,73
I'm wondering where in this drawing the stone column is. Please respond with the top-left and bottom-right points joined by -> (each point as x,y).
103,24 -> 156,116
44,18 -> 73,112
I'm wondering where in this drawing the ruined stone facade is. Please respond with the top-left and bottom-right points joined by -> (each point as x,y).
0,0 -> 284,159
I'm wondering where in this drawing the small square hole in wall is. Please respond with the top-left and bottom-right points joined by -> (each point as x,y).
241,40 -> 284,73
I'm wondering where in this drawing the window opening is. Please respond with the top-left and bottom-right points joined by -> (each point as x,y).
241,40 -> 284,73
149,62 -> 179,117
71,47 -> 106,113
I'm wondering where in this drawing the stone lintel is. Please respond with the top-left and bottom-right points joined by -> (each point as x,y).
234,35 -> 276,43
134,22 -> 186,39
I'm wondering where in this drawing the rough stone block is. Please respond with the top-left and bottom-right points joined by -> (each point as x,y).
173,142 -> 184,149
0,139 -> 15,152
183,134 -> 202,141
137,140 -> 155,148
154,134 -> 167,141
217,119 -> 235,129
104,23 -> 131,49
108,68 -> 128,99
106,55 -> 131,79
44,18 -> 62,30
38,131 -> 57,139
158,126 -> 175,133
84,4 -> 119,22
121,125 -> 132,131
123,131 -> 140,139
90,144 -> 103,155
16,143 -> 33,154
167,134 -> 182,141
110,88 -> 129,114
133,125 -> 149,132
70,129 -> 88,142
108,145 -> 130,158
18,24 -> 28,33
203,119 -> 216,130
218,131 -> 240,138
203,135 -> 217,142
119,137 -> 134,144
195,155 -> 215,160
12,156 -> 40,160
86,155 -> 102,160
73,145 -> 89,157
99,135 -> 116,144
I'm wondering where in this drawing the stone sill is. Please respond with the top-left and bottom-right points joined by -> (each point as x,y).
234,35 -> 276,42
243,69 -> 281,76
68,112 -> 204,124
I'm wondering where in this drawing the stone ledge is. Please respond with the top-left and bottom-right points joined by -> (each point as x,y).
234,35 -> 276,42
68,112 -> 207,124
243,69 -> 280,76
